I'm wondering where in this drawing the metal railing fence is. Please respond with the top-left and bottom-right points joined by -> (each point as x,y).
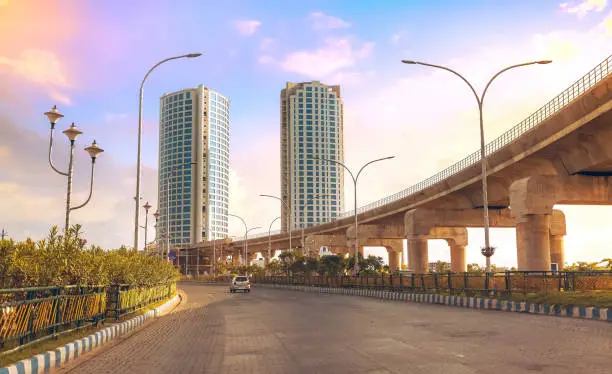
0,282 -> 176,352
252,271 -> 612,296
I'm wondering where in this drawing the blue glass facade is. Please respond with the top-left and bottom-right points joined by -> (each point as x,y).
158,85 -> 229,247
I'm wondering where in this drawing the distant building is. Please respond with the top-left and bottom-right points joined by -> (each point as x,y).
250,258 -> 266,268
319,246 -> 334,257
428,261 -> 452,273
280,81 -> 344,232
157,85 -> 230,252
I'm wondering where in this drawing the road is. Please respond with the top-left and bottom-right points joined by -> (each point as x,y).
56,283 -> 611,374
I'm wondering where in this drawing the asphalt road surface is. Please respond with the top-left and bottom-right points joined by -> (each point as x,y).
56,283 -> 612,374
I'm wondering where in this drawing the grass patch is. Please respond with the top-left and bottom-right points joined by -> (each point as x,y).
508,290 -> 612,308
0,294 -> 177,368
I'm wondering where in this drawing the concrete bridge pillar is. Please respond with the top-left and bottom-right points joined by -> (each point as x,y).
387,250 -> 402,270
407,236 -> 428,273
381,239 -> 403,270
510,176 -> 557,271
515,214 -> 551,271
550,235 -> 565,270
449,244 -> 466,273
550,209 -> 567,270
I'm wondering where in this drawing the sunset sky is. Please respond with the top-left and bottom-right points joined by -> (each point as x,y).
0,0 -> 611,267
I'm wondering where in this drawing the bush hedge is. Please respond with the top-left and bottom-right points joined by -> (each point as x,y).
0,226 -> 179,289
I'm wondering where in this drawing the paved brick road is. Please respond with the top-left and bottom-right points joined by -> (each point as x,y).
56,283 -> 611,374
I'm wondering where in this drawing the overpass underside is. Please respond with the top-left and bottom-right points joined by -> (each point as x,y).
188,59 -> 612,273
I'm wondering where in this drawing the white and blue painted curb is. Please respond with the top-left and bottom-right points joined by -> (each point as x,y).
258,283 -> 611,323
0,294 -> 180,374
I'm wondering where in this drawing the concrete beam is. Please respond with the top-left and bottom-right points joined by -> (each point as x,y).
510,174 -> 612,218
404,208 -> 514,236
304,234 -> 347,256
346,223 -> 403,240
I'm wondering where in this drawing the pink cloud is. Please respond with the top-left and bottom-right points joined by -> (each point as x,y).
560,0 -> 607,17
280,38 -> 374,77
0,49 -> 73,105
233,20 -> 261,36
309,11 -> 351,30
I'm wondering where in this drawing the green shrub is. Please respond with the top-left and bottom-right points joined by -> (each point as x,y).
0,226 -> 179,288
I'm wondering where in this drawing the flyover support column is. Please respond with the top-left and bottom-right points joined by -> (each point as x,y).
550,209 -> 566,270
388,251 -> 401,270
407,236 -> 428,273
515,214 -> 551,271
449,244 -> 466,273
550,235 -> 565,270
381,239 -> 403,271
510,176 -> 557,271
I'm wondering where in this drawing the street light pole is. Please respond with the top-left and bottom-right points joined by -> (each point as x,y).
314,156 -> 395,275
268,216 -> 281,264
142,201 -> 152,251
260,194 -> 292,254
401,59 -> 552,271
133,53 -> 202,252
44,106 -> 105,233
0,229 -> 7,240
153,211 -> 161,257
229,214 -> 248,265
246,227 -> 261,267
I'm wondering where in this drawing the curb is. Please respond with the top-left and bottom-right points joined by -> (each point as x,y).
0,294 -> 181,374
259,284 -> 611,323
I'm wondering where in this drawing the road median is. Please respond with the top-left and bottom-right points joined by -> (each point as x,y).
257,283 -> 611,322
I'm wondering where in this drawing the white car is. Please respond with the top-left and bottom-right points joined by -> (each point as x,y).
230,276 -> 251,293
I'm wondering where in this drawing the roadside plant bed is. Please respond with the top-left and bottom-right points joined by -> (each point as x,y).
0,226 -> 180,354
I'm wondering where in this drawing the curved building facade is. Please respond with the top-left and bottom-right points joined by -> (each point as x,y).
158,85 -> 229,250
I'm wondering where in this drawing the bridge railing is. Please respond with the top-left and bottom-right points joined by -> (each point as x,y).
252,271 -> 612,296
0,282 -> 176,353
340,54 -> 612,218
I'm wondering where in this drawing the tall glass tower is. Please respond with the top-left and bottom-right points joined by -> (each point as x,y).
157,85 -> 230,249
280,81 -> 344,232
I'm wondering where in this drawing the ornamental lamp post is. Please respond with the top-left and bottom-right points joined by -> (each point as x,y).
44,106 -> 104,233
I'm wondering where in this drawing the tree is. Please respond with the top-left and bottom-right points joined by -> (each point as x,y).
345,254 -> 385,275
265,259 -> 285,275
432,261 -> 451,273
565,260 -> 611,271
467,263 -> 484,274
318,255 -> 345,276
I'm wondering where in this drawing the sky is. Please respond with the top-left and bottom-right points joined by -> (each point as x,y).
0,0 -> 611,267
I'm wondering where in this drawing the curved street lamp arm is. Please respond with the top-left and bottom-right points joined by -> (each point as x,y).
406,61 -> 481,106
269,216 -> 281,233
481,61 -> 548,106
314,156 -> 355,183
70,160 -> 96,211
355,156 -> 395,182
228,213 -> 247,234
48,129 -> 68,176
140,54 -> 200,90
